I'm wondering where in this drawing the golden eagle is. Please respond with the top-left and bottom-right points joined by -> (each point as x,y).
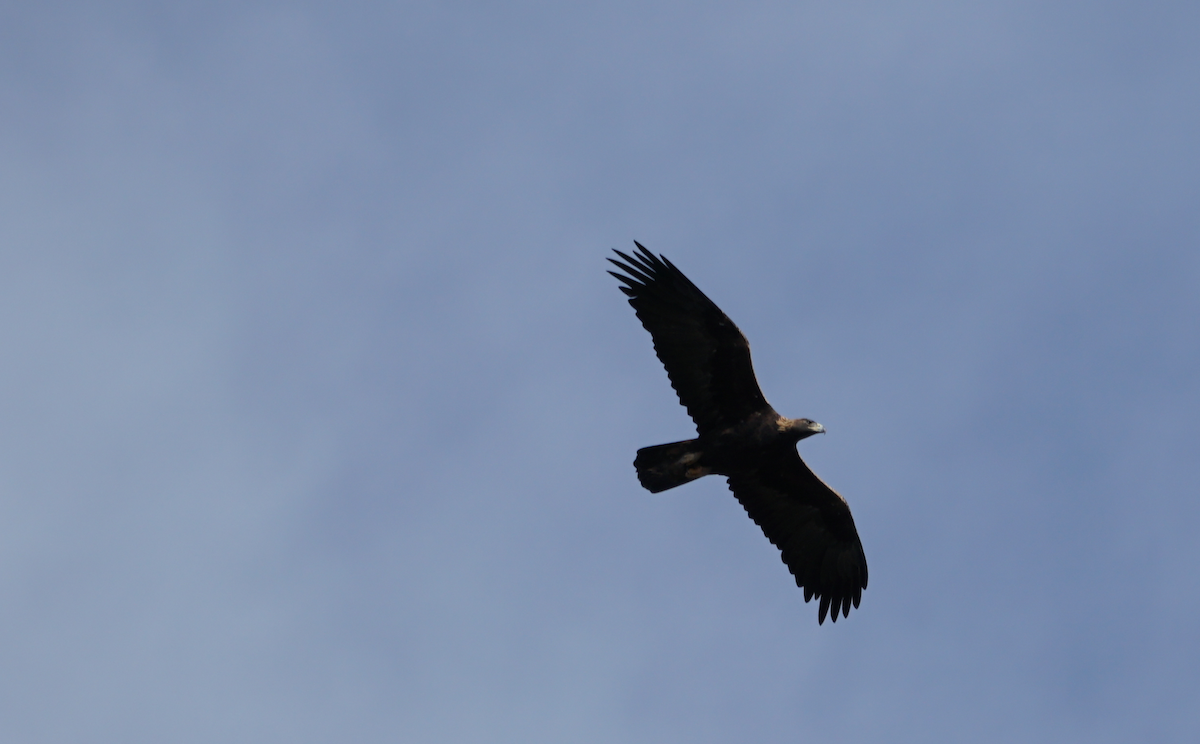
609,243 -> 868,624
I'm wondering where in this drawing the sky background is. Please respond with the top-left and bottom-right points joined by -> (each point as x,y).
1,1 -> 1198,742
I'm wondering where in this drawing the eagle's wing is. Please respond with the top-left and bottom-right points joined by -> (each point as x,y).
727,449 -> 868,624
608,243 -> 770,435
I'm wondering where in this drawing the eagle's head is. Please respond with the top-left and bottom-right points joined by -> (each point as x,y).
781,417 -> 825,441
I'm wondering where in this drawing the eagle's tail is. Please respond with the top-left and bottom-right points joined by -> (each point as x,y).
633,439 -> 709,493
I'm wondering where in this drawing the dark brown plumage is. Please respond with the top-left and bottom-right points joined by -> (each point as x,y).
609,243 -> 867,624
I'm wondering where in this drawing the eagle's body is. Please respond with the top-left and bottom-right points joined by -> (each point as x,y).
609,243 -> 868,624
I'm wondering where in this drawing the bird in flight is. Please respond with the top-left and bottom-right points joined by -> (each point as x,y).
609,243 -> 867,624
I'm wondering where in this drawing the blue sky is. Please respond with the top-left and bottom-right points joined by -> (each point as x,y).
2,2 -> 1198,741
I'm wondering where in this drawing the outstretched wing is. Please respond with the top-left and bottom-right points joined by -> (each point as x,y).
727,450 -> 868,624
608,243 -> 770,435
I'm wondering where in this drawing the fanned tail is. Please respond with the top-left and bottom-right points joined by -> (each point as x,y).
633,440 -> 709,493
